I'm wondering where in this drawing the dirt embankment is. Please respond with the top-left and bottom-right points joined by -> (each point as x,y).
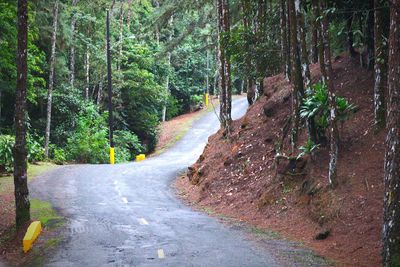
176,55 -> 384,267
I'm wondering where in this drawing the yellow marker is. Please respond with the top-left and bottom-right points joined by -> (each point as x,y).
110,147 -> 115,165
136,154 -> 146,162
23,221 -> 42,253
157,249 -> 165,259
205,93 -> 209,107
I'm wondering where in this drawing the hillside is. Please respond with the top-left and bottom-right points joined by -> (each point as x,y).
176,55 -> 384,267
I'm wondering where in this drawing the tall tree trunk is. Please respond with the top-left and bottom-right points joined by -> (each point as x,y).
44,0 -> 59,158
14,0 -> 30,229
321,2 -> 338,187
85,49 -> 90,101
162,15 -> 173,122
256,0 -> 266,97
286,0 -> 292,82
288,0 -> 304,150
373,0 -> 387,130
310,0 -> 318,63
311,0 -> 326,81
280,0 -> 290,79
241,0 -> 255,105
69,0 -> 79,87
297,0 -> 311,90
383,0 -> 400,265
127,0 -> 133,31
346,8 -> 357,58
217,0 -> 232,131
97,79 -> 103,106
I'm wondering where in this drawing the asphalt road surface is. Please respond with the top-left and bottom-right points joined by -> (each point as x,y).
31,98 -> 327,267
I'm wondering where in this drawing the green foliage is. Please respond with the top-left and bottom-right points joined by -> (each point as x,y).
52,147 -> 66,165
297,139 -> 320,160
27,134 -> 45,163
114,130 -> 144,162
190,94 -> 204,107
65,105 -> 109,164
300,82 -> 357,134
166,95 -> 182,120
0,135 -> 15,172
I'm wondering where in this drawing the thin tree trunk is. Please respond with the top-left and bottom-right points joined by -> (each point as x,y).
97,79 -> 103,106
383,0 -> 400,265
127,0 -> 133,31
241,0 -> 255,105
366,1 -> 375,70
14,0 -> 30,229
280,0 -> 289,79
346,8 -> 357,58
321,2 -> 338,187
44,0 -> 59,158
373,0 -> 387,130
311,0 -> 326,81
69,0 -> 79,87
217,0 -> 232,131
297,0 -> 311,89
162,15 -> 173,122
0,89 -> 2,121
85,49 -> 90,101
286,0 -> 292,81
288,0 -> 304,150
310,0 -> 318,63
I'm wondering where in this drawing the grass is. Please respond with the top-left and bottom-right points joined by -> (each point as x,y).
0,162 -> 57,195
30,199 -> 64,229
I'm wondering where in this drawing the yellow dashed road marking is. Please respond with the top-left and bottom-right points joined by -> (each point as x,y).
157,249 -> 165,259
138,218 -> 149,225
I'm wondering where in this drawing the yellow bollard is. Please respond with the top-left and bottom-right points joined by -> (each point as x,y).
136,154 -> 146,162
110,147 -> 115,164
205,93 -> 209,107
23,221 -> 42,253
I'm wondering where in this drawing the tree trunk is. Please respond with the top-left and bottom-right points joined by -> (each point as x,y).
297,0 -> 311,90
217,0 -> 232,131
44,0 -> 59,158
85,49 -> 90,101
69,0 -> 79,87
321,2 -> 338,187
127,0 -> 133,31
373,0 -> 387,131
280,0 -> 290,79
162,15 -> 173,122
383,1 -> 400,265
311,0 -> 326,81
288,0 -> 304,150
310,0 -> 318,63
241,0 -> 255,105
346,9 -> 357,58
14,0 -> 30,229
97,79 -> 103,106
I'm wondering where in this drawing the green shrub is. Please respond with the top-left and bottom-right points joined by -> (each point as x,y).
166,95 -> 182,120
300,82 -> 357,143
27,134 -> 45,163
65,105 -> 109,164
0,135 -> 15,172
53,147 -> 66,165
190,94 -> 204,107
114,130 -> 144,162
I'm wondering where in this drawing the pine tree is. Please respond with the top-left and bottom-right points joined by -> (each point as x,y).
383,0 -> 400,264
14,0 -> 30,229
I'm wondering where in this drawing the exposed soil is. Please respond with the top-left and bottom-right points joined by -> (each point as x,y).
175,55 -> 384,267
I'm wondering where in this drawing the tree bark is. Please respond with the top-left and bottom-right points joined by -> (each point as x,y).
69,0 -> 79,87
44,0 -> 59,158
127,0 -> 133,31
373,0 -> 387,131
14,0 -> 30,229
217,0 -> 232,131
310,0 -> 318,63
85,49 -> 90,101
162,15 -> 173,122
241,0 -> 255,105
321,2 -> 338,187
366,0 -> 375,70
297,0 -> 311,90
288,0 -> 304,150
383,0 -> 400,265
280,0 -> 290,79
346,7 -> 357,58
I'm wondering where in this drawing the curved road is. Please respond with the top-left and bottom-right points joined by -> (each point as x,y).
31,98 -> 325,267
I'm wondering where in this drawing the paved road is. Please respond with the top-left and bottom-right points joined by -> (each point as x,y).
31,98 -> 325,267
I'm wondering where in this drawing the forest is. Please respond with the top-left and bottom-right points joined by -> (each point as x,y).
1,0 -> 400,266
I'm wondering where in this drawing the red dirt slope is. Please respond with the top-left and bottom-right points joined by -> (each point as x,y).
175,55 -> 384,267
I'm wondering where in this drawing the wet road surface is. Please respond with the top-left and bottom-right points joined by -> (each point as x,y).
31,98 -> 327,267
